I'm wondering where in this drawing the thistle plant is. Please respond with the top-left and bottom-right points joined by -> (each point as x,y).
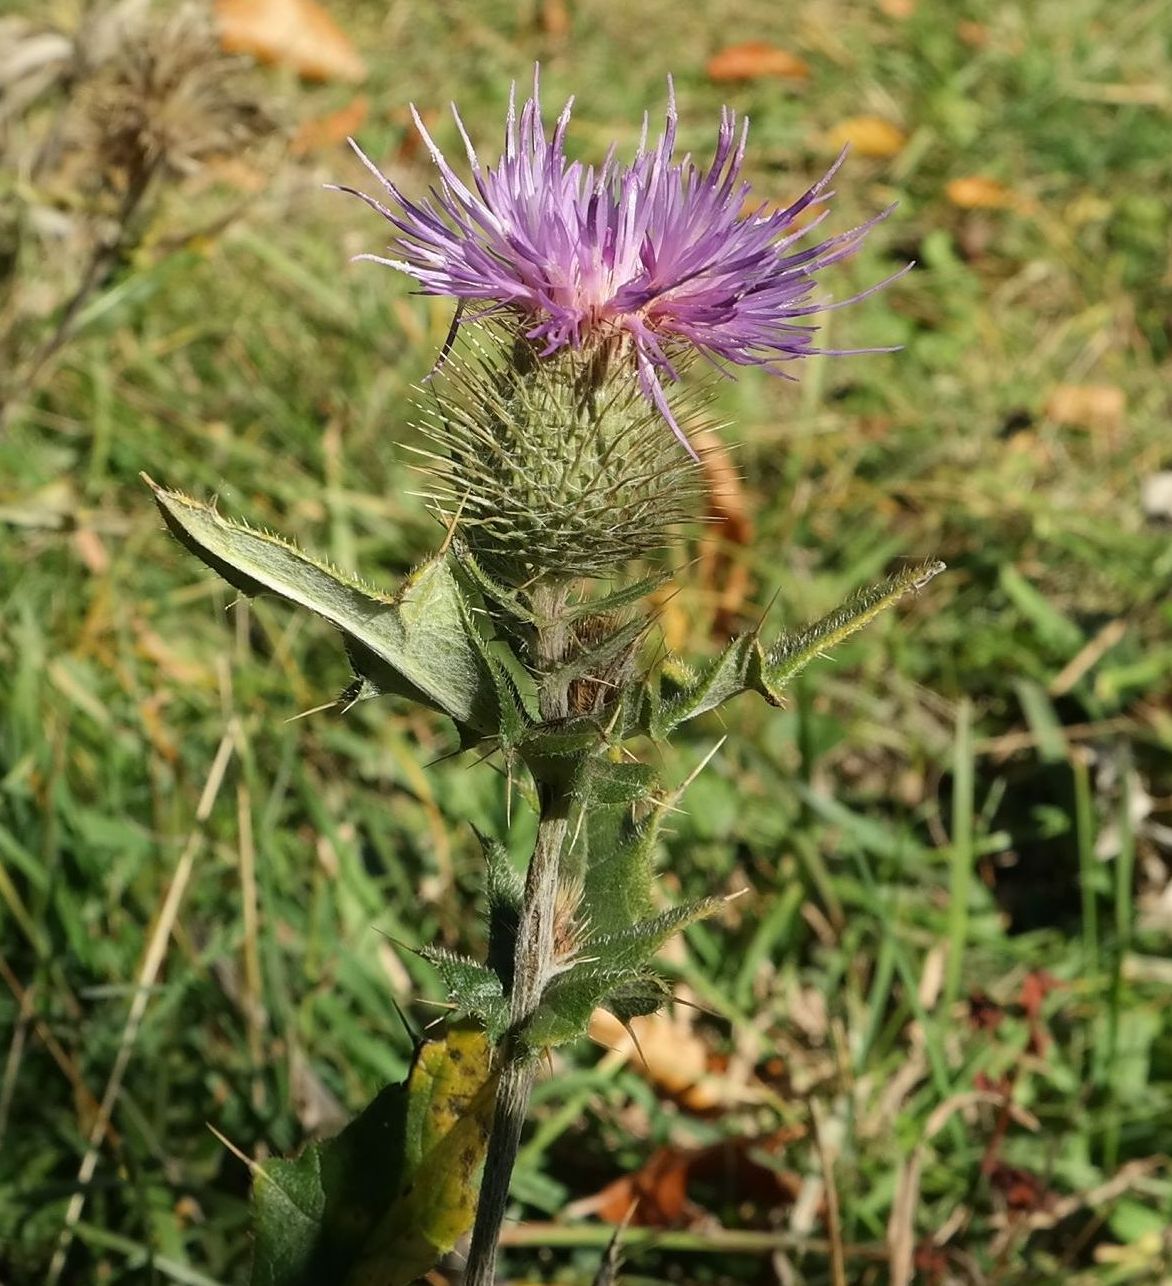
145,72 -> 941,1286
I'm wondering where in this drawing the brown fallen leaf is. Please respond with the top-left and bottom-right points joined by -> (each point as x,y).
538,0 -> 571,39
568,1132 -> 803,1227
72,527 -> 110,575
589,1008 -> 769,1111
707,41 -> 809,83
826,116 -> 905,158
878,0 -> 917,17
291,95 -> 368,155
590,1009 -> 710,1107
946,176 -> 1016,210
1044,383 -> 1126,435
215,0 -> 366,83
696,426 -> 754,635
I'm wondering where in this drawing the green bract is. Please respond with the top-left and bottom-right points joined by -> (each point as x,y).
413,327 -> 704,583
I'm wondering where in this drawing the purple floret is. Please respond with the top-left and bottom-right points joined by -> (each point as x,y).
333,71 -> 900,457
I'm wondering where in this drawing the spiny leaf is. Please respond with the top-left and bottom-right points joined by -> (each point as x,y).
484,837 -> 522,991
418,948 -> 509,1041
522,964 -> 646,1050
759,559 -> 946,698
640,560 -> 945,735
581,897 -> 726,971
575,792 -> 667,935
145,475 -> 503,731
561,568 -> 675,622
575,757 -> 658,808
645,634 -> 757,739
453,545 -> 536,623
547,614 -> 648,691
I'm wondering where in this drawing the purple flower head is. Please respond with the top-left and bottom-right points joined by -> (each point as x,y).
333,72 -> 901,458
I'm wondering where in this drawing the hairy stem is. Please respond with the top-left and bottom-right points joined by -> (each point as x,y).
464,580 -> 573,1286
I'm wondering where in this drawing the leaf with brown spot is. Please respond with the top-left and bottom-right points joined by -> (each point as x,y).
707,41 -> 809,83
215,0 -> 366,83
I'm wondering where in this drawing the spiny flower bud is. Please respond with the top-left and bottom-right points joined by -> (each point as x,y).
413,325 -> 703,583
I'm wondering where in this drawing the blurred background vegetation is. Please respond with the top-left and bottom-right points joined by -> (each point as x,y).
1,0 -> 1170,1282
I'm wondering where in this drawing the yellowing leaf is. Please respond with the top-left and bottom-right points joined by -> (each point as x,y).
247,1022 -> 496,1286
826,116 -> 905,158
707,41 -> 809,82
348,1026 -> 497,1286
946,176 -> 1016,209
215,0 -> 367,83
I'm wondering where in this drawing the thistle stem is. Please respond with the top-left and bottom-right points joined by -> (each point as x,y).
464,581 -> 573,1286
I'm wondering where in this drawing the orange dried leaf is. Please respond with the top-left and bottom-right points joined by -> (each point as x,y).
215,0 -> 366,83
291,95 -> 369,155
589,1009 -> 765,1111
878,0 -> 917,17
567,1135 -> 802,1228
539,0 -> 571,39
946,176 -> 1015,209
826,116 -> 905,158
1044,384 -> 1126,434
72,527 -> 109,575
707,41 -> 809,83
695,426 -> 753,632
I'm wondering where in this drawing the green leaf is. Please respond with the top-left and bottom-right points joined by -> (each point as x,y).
418,948 -> 510,1040
561,568 -> 673,622
522,964 -> 642,1049
547,614 -> 648,690
759,560 -> 946,698
644,634 -> 757,739
582,897 -> 726,971
251,1076 -> 409,1285
574,797 -> 662,935
453,545 -> 536,623
640,560 -> 945,735
249,1024 -> 496,1286
145,476 -> 503,732
574,757 -> 657,808
484,837 -> 522,990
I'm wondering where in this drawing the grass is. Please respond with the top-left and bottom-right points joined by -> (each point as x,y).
2,0 -> 1171,1282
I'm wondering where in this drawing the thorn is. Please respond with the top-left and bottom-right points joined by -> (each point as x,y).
207,1123 -> 255,1172
339,690 -> 364,715
567,804 -> 587,856
387,993 -> 420,1042
283,699 -> 339,724
670,736 -> 728,804
754,583 -> 784,636
437,488 -> 470,556
621,1018 -> 649,1072
418,998 -> 459,1015
371,925 -> 414,954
